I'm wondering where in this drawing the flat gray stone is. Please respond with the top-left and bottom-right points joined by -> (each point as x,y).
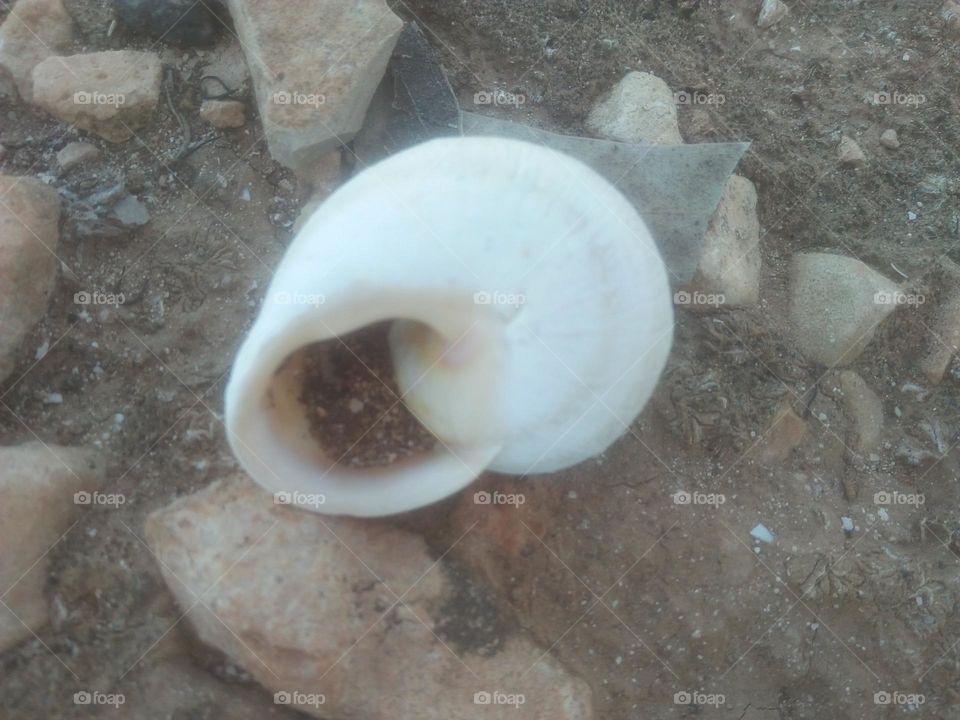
461,113 -> 749,285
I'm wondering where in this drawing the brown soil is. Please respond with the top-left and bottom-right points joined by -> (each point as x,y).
2,0 -> 960,719
296,323 -> 436,468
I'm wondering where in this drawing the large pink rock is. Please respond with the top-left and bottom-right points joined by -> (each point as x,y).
0,175 -> 61,383
0,0 -> 74,101
145,474 -> 593,720
226,0 -> 402,177
32,51 -> 162,143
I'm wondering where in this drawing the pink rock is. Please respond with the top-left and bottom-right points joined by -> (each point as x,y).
226,0 -> 402,177
31,51 -> 162,143
145,474 -> 593,720
0,0 -> 74,101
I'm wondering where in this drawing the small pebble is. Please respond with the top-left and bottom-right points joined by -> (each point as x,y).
109,195 -> 150,226
199,99 -> 246,129
57,142 -> 100,173
838,135 -> 866,167
879,129 -> 900,149
750,523 -> 775,544
757,0 -> 789,28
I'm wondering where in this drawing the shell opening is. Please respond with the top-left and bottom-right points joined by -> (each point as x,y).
265,321 -> 440,473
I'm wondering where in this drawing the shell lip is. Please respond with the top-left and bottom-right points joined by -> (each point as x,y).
225,403 -> 503,517
224,288 -> 506,517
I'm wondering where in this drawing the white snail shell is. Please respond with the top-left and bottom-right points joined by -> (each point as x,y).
225,137 -> 673,517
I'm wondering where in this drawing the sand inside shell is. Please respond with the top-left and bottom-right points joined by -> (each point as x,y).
296,322 -> 438,467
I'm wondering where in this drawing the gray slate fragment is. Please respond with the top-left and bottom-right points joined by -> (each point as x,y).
461,113 -> 749,284
109,194 -> 150,226
353,22 -> 748,284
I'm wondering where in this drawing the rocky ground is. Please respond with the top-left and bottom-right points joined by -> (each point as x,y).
2,0 -> 960,719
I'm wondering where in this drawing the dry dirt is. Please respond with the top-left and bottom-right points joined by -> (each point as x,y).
2,0 -> 960,718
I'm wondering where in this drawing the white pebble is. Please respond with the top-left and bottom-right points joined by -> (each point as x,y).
750,523 -> 775,544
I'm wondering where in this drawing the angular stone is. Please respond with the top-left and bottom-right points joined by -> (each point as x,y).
199,98 -> 246,128
0,175 -> 61,383
586,71 -> 683,145
757,0 -> 789,29
226,0 -> 403,178
31,50 -> 163,143
0,0 -> 74,102
56,141 -> 100,172
880,129 -> 900,149
838,135 -> 866,167
0,443 -> 103,652
681,175 -> 761,308
788,252 -> 899,367
145,474 -> 593,720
